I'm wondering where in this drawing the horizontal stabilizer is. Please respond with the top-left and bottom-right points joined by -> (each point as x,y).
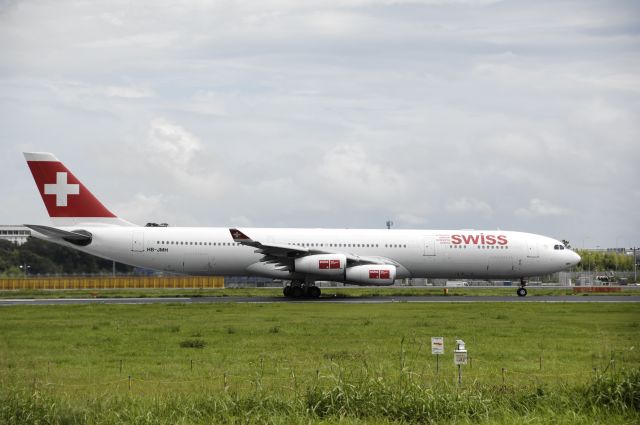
24,224 -> 92,246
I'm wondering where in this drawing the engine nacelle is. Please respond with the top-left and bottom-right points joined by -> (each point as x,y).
345,265 -> 396,286
295,254 -> 346,277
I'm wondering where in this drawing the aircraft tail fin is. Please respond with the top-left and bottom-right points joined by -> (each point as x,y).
23,152 -> 135,227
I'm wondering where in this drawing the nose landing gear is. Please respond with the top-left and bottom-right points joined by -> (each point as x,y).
517,278 -> 527,297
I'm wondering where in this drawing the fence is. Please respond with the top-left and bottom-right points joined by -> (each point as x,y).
6,356 -> 624,396
0,276 -> 224,290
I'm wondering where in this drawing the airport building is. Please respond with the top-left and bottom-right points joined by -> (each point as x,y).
0,225 -> 31,245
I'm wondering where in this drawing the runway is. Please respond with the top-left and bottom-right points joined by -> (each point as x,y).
1,295 -> 639,306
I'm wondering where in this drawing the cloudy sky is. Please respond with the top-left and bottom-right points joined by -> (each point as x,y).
1,0 -> 638,248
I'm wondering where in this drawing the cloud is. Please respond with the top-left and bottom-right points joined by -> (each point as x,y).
314,143 -> 410,208
446,197 -> 493,217
146,118 -> 202,166
112,193 -> 167,226
515,199 -> 568,218
1,0 -> 639,247
136,118 -> 228,204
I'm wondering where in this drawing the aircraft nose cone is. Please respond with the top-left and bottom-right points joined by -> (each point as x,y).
571,251 -> 581,266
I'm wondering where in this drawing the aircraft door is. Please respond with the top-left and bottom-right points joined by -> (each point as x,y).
131,231 -> 144,252
527,241 -> 539,258
423,236 -> 436,256
512,257 -> 523,272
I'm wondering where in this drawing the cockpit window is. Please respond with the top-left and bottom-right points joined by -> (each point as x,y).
554,244 -> 565,250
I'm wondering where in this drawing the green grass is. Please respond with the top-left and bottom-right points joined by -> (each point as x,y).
0,285 -> 638,299
0,303 -> 638,423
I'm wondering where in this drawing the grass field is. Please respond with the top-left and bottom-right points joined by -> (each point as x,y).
0,302 -> 638,423
0,285 -> 638,299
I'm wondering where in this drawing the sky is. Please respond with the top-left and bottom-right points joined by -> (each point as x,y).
1,0 -> 639,249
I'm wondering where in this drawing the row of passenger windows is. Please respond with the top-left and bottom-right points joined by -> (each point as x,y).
449,245 -> 510,250
287,242 -> 407,249
155,241 -> 408,248
157,241 -> 240,246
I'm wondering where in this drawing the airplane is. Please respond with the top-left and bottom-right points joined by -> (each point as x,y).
22,152 -> 581,298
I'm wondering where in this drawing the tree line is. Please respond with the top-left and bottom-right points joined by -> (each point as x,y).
574,249 -> 636,273
0,238 -> 132,277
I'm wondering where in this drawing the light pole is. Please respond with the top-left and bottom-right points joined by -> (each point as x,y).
615,236 -> 623,272
19,263 -> 31,278
634,247 -> 637,283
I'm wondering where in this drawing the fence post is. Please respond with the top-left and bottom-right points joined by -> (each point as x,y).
501,368 -> 506,385
291,369 -> 297,395
224,372 -> 228,392
128,375 -> 132,391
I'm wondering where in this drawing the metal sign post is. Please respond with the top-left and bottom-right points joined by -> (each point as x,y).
431,337 -> 444,373
454,339 -> 468,385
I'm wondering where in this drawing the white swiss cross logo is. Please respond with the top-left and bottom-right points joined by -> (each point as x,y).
44,172 -> 80,207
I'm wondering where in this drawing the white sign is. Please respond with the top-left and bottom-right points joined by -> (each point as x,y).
431,337 -> 444,355
454,351 -> 468,365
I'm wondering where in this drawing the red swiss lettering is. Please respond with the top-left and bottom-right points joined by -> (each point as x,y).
452,233 -> 508,246
462,234 -> 480,244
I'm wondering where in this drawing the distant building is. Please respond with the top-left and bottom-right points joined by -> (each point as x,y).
0,225 -> 31,245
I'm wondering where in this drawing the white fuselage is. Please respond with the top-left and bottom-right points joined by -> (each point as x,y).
40,227 -> 580,282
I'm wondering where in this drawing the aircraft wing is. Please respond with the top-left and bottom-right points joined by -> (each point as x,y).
229,228 -> 395,272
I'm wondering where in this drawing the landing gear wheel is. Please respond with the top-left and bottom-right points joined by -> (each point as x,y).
283,286 -> 292,297
517,287 -> 527,297
290,286 -> 303,298
308,286 -> 321,299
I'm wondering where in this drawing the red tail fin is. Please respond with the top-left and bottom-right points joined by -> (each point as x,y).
24,152 -> 133,226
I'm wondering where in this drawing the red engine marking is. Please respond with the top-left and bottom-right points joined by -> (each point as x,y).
319,260 -> 329,269
330,259 -> 341,269
369,270 -> 380,279
380,269 -> 390,279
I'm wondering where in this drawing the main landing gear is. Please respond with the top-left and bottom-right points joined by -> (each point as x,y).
517,278 -> 527,297
283,282 -> 321,299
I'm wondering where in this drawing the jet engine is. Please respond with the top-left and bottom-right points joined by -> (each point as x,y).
294,254 -> 346,276
345,264 -> 396,286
